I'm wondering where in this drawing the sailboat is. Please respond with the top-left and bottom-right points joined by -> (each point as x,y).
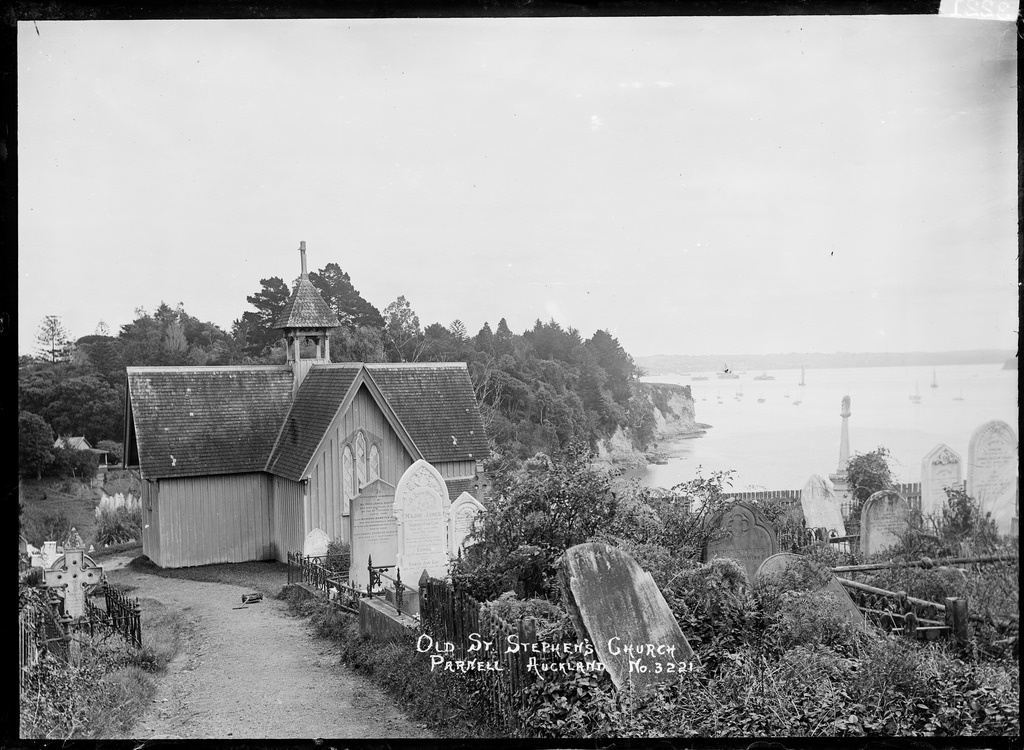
953,388 -> 965,401
930,369 -> 938,389
798,366 -> 806,386
717,364 -> 739,380
754,369 -> 775,381
909,382 -> 922,403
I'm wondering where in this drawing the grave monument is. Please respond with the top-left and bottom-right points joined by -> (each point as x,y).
967,420 -> 1018,536
859,490 -> 911,556
919,443 -> 963,520
704,501 -> 778,584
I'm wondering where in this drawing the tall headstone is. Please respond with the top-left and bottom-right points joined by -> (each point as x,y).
860,490 -> 911,556
799,474 -> 846,535
302,528 -> 330,559
448,491 -> 486,556
920,443 -> 963,519
967,420 -> 1018,536
704,501 -> 778,584
755,553 -> 865,628
348,479 -> 399,590
393,459 -> 451,581
560,542 -> 696,693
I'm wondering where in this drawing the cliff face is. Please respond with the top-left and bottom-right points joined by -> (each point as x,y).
595,381 -> 705,467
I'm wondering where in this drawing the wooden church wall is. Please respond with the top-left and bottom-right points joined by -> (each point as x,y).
152,473 -> 274,568
305,385 -> 416,545
140,480 -> 162,567
271,476 -> 305,563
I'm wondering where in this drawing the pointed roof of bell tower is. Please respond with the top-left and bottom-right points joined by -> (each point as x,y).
274,241 -> 341,331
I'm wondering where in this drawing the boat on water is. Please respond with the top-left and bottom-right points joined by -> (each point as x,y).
691,375 -> 710,381
792,399 -> 802,405
798,366 -> 806,386
930,369 -> 938,389
757,397 -> 766,403
953,388 -> 965,401
753,370 -> 775,381
717,364 -> 740,379
910,382 -> 922,403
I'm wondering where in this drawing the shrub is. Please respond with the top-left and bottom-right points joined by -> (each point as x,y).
324,538 -> 351,575
25,510 -> 74,548
93,493 -> 142,545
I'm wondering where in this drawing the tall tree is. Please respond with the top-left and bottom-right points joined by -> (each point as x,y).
36,315 -> 72,363
234,277 -> 291,357
382,295 -> 424,362
19,411 -> 54,479
309,263 -> 385,329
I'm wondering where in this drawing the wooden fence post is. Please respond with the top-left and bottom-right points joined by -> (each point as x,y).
944,597 -> 969,644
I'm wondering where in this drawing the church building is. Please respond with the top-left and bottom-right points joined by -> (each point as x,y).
122,243 -> 489,568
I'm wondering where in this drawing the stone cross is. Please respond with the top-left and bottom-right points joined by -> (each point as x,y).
43,550 -> 103,619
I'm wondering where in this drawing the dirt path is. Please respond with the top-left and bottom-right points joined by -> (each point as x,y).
102,557 -> 433,740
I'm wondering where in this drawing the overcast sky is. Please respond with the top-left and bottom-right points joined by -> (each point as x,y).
17,15 -> 1018,358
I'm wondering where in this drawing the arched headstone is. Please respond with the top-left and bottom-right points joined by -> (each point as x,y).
302,528 -> 330,559
394,459 -> 450,581
800,475 -> 846,535
859,491 -> 911,556
920,443 -> 963,519
703,501 -> 778,584
967,420 -> 1018,536
755,552 -> 864,627
449,492 -> 486,556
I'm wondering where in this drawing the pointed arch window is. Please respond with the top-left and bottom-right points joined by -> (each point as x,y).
356,432 -> 367,489
342,444 -> 353,515
368,444 -> 380,483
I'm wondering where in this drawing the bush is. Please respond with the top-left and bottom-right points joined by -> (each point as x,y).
324,538 -> 351,575
44,447 -> 100,479
25,510 -> 74,548
94,493 -> 142,545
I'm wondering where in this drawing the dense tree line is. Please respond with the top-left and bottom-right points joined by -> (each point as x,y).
20,260 -> 655,475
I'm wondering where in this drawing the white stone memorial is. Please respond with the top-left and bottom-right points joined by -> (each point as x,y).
860,490 -> 911,556
348,479 -> 399,590
920,443 -> 963,520
302,528 -> 330,559
43,550 -> 103,619
448,491 -> 486,556
394,459 -> 451,582
799,474 -> 846,535
967,420 -> 1018,536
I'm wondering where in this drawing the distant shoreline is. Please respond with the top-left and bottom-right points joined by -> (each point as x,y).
637,350 -> 1015,376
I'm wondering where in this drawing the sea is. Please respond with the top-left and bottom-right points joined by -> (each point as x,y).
628,363 -> 1018,493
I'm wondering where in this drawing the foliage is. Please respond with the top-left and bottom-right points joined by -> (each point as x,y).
23,509 -> 74,548
44,447 -> 100,479
37,314 -> 73,363
19,410 -> 54,479
323,538 -> 351,574
451,442 -> 615,600
94,493 -> 143,545
845,446 -> 896,527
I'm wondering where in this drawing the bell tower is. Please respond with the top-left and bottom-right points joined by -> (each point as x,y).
274,241 -> 341,395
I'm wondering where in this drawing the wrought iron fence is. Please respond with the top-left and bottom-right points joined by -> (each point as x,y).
286,551 -> 362,612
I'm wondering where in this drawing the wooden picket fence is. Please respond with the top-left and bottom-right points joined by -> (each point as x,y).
419,577 -> 573,735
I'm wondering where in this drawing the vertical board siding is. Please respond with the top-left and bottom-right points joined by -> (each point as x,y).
272,477 -> 304,562
141,481 -> 162,566
156,473 -> 273,568
306,385 -> 415,546
438,460 -> 477,479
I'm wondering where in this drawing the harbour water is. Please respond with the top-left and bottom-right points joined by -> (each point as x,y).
631,363 -> 1018,492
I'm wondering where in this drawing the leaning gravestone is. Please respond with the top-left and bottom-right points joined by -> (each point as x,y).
302,528 -> 330,559
394,459 -> 451,582
704,501 -> 778,584
800,475 -> 846,536
348,479 -> 399,591
920,443 -> 963,519
448,492 -> 486,556
560,542 -> 696,692
967,420 -> 1018,536
755,553 -> 865,628
860,490 -> 911,556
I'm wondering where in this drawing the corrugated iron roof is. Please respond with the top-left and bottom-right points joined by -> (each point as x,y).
274,276 -> 341,330
366,363 -> 489,464
126,366 -> 294,479
264,364 -> 362,481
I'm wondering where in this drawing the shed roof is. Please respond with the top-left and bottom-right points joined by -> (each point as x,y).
366,363 -> 489,464
264,364 -> 362,481
274,276 -> 341,330
125,366 -> 294,479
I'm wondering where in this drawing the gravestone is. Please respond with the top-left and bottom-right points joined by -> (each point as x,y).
302,528 -> 330,559
348,479 -> 399,590
560,542 -> 696,692
755,553 -> 864,627
799,474 -> 846,535
43,550 -> 103,619
920,443 -> 963,519
704,501 -> 778,584
449,492 -> 486,556
393,460 -> 450,582
967,420 -> 1018,536
860,490 -> 911,556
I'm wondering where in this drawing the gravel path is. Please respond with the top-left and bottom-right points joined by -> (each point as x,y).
102,557 -> 433,741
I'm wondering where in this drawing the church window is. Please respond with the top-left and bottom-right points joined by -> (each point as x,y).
356,432 -> 367,488
342,445 -> 353,515
368,444 -> 380,482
